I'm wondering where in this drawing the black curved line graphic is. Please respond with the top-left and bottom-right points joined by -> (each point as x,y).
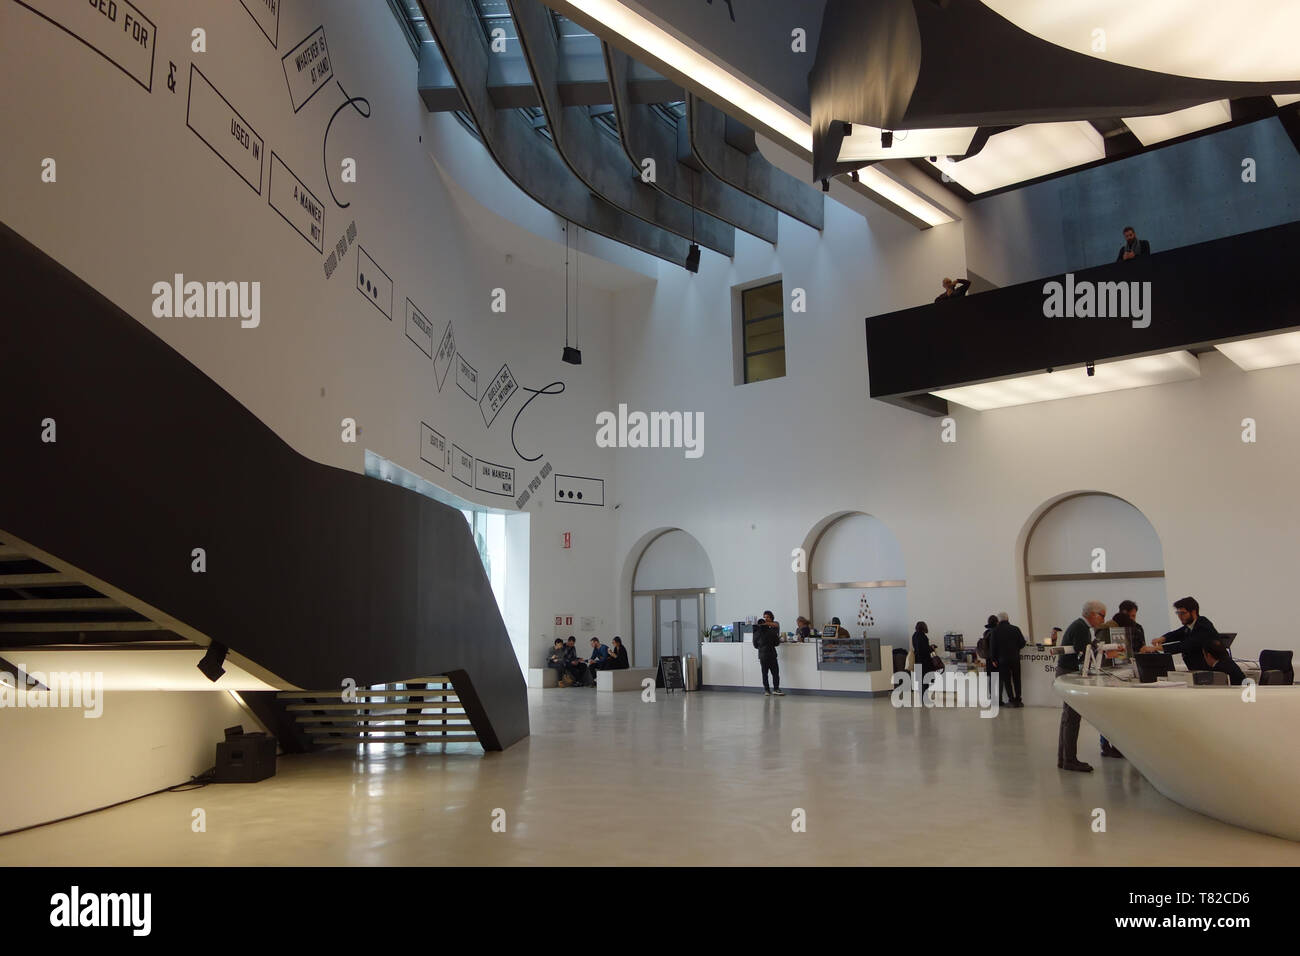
324,80 -> 371,209
510,381 -> 566,462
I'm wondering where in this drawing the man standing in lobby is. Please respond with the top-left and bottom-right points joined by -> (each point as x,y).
753,611 -> 784,696
1057,600 -> 1108,772
991,612 -> 1027,707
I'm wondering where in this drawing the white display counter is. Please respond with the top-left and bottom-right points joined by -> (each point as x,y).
701,641 -> 894,696
1057,674 -> 1300,842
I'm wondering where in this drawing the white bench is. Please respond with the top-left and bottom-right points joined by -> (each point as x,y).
527,667 -> 559,688
597,667 -> 656,693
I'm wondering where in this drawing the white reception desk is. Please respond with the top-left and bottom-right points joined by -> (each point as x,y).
700,641 -> 894,696
1056,674 -> 1300,842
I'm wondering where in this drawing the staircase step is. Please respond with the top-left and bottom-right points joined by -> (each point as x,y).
291,713 -> 468,723
0,573 -> 78,587
0,546 -> 28,560
0,620 -> 168,632
292,717 -> 470,723
285,703 -> 463,713
0,598 -> 122,611
278,688 -> 457,699
306,738 -> 480,743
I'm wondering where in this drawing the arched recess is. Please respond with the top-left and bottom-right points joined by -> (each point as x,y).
623,529 -> 717,670
798,512 -> 908,649
1020,492 -> 1166,641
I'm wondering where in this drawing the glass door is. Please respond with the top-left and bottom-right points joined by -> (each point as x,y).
655,594 -> 702,664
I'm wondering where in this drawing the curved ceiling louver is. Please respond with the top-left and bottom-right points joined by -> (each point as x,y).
604,45 -> 777,245
419,0 -> 689,266
507,0 -> 733,257
688,95 -> 825,231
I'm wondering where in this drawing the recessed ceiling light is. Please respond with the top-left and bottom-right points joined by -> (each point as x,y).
931,351 -> 1200,411
982,1 -> 1300,84
839,125 -> 977,162
1122,100 -> 1232,146
928,122 -> 1104,194
1215,330 -> 1300,370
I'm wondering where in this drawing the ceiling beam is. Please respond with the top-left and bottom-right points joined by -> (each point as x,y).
688,95 -> 824,230
604,45 -> 776,245
508,0 -> 733,257
418,2 -> 690,266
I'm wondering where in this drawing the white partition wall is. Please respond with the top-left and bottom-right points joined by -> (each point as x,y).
809,514 -> 908,648
1025,494 -> 1168,640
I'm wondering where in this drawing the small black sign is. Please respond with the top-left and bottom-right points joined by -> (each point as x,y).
657,655 -> 685,691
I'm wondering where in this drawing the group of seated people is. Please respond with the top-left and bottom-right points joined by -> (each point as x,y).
545,635 -> 629,687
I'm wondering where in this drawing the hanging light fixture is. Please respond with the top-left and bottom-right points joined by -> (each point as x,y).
685,174 -> 701,273
562,220 -> 582,364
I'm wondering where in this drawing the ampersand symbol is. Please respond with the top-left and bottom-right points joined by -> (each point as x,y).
167,61 -> 177,93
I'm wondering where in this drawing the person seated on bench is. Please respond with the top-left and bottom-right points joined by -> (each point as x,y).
1203,638 -> 1245,686
545,638 -> 567,684
576,637 -> 609,686
605,636 -> 630,670
561,636 -> 585,687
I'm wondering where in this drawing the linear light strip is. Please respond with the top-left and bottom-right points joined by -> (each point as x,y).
1215,330 -> 1300,371
564,0 -> 812,149
563,0 -> 956,226
932,351 -> 1200,411
855,166 -> 956,226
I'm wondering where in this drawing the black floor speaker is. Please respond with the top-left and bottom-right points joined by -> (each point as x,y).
214,732 -> 277,783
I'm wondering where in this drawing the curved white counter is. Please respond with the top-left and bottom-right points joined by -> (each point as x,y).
1056,675 -> 1300,842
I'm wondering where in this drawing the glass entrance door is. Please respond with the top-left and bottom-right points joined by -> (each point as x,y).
655,594 -> 701,664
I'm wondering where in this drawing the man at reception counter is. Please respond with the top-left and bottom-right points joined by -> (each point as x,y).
1149,596 -> 1217,671
1204,638 -> 1245,685
1057,600 -> 1108,772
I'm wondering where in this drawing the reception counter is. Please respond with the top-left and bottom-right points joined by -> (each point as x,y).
1056,674 -> 1300,842
700,641 -> 894,696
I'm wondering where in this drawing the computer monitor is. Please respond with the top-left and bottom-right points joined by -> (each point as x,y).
1216,632 -> 1237,650
822,625 -> 838,638
1135,654 -> 1175,683
944,633 -> 963,652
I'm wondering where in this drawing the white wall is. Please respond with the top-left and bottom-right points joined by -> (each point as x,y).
610,196 -> 1300,663
0,0 -> 630,823
0,691 -> 251,833
634,530 -> 716,589
0,0 -> 625,676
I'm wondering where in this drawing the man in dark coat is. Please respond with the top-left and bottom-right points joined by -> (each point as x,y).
1057,600 -> 1108,772
1152,596 -> 1217,671
1116,226 -> 1151,261
991,612 -> 1027,707
753,611 -> 784,696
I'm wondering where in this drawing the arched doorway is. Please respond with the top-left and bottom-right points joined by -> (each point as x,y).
802,512 -> 908,651
1023,493 -> 1166,640
629,529 -> 716,670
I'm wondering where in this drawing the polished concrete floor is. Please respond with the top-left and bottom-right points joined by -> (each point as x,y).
4,689 -> 1299,866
